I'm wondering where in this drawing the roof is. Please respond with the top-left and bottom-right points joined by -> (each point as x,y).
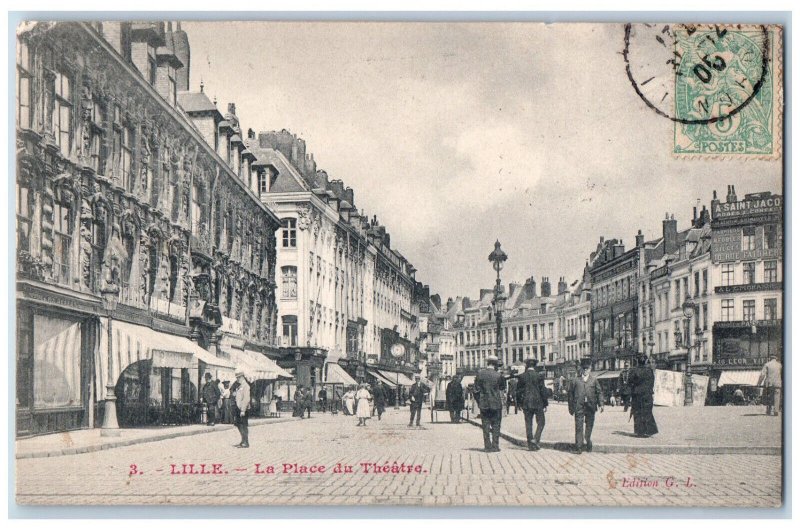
177,91 -> 219,114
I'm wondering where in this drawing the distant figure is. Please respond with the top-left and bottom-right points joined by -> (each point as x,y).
733,387 -> 745,406
318,387 -> 328,413
372,382 -> 387,420
302,386 -> 313,419
617,362 -> 632,412
221,381 -> 232,423
515,358 -> 548,451
201,373 -> 221,426
446,375 -> 465,423
474,355 -> 506,452
355,384 -> 373,427
293,386 -> 305,418
342,388 -> 356,415
758,354 -> 782,416
408,374 -> 427,427
629,355 -> 658,438
506,376 -> 518,415
568,358 -> 603,454
233,371 -> 251,448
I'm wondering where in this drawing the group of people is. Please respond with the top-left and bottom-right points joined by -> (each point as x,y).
292,386 -> 314,419
342,381 -> 389,424
617,358 -> 659,439
200,371 -> 252,449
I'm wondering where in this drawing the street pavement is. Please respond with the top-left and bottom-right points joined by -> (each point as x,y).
482,402 -> 782,451
16,408 -> 782,507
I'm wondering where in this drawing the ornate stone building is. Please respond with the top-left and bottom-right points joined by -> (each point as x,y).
15,22 -> 282,436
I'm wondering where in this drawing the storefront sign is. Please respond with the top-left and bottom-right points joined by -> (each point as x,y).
715,282 -> 782,294
712,196 -> 782,221
711,228 -> 782,262
712,357 -> 768,368
152,349 -> 195,369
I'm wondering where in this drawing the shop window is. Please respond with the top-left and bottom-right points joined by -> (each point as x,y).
720,299 -> 735,322
743,262 -> 756,285
33,315 -> 82,408
764,299 -> 778,321
53,202 -> 72,286
16,184 -> 32,252
721,263 -> 735,286
281,266 -> 297,299
764,260 -> 778,283
16,310 -> 33,409
742,300 -> 756,322
282,218 -> 297,248
16,40 -> 32,128
53,71 -> 72,157
742,226 -> 756,251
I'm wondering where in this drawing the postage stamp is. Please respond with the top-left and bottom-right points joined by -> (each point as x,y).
623,24 -> 783,159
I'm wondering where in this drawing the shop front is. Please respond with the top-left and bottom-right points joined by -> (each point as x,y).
273,346 -> 326,411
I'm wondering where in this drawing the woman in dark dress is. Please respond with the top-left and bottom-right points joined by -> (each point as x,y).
629,356 -> 658,437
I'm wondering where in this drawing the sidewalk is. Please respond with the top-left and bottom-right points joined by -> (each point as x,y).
15,416 -> 301,459
464,402 -> 782,454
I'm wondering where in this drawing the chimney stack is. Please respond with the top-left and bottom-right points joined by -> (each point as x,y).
558,277 -> 568,295
663,213 -> 678,254
635,229 -> 644,248
541,277 -> 552,297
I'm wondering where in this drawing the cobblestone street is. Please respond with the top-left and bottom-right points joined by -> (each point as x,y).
16,409 -> 782,507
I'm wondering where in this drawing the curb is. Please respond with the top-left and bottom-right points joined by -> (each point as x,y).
16,416 -> 302,460
463,417 -> 781,455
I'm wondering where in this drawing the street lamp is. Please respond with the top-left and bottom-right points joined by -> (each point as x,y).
488,241 -> 508,361
681,299 -> 697,406
100,285 -> 121,436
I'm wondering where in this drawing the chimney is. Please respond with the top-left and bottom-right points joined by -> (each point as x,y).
726,184 -> 738,203
173,21 -> 191,91
247,128 -> 255,140
613,242 -> 625,258
541,277 -> 552,297
430,294 -> 442,310
227,102 -> 236,116
523,277 -> 537,299
635,229 -> 644,248
558,277 -> 568,295
446,298 -> 455,312
663,213 -> 678,254
344,187 -> 355,207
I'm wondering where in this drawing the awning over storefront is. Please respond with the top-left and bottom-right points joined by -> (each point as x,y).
718,370 -> 762,386
378,370 -> 415,386
96,319 -> 235,393
597,370 -> 621,380
367,369 -> 396,388
326,363 -> 358,386
223,348 -> 292,382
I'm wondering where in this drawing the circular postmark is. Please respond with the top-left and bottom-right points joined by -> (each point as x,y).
623,23 -> 770,126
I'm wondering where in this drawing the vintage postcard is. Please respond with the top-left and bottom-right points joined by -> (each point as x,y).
13,20 -> 784,508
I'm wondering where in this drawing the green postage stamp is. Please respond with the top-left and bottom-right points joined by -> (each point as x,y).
624,24 -> 783,159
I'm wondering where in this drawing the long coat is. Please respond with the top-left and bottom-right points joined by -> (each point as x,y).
567,373 -> 603,414
759,359 -> 782,388
474,368 -> 506,411
445,380 -> 465,410
408,382 -> 427,406
515,369 -> 548,410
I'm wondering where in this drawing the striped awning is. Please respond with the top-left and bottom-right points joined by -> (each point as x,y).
378,370 -> 415,386
327,363 -> 358,386
95,319 -> 235,393
367,369 -> 396,388
223,348 -> 292,382
718,370 -> 762,386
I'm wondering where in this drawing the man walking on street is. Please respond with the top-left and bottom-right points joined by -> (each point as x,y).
234,371 -> 251,448
446,375 -> 465,423
617,362 -> 632,412
474,355 -> 506,452
408,374 -> 426,427
202,372 -> 221,426
568,358 -> 603,454
373,381 -> 386,420
516,358 -> 548,450
758,354 -> 782,416
318,387 -> 328,413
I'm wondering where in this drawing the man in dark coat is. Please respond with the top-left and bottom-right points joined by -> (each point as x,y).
318,387 -> 328,413
445,376 -> 465,423
201,372 -> 221,426
408,375 -> 427,427
515,358 -> 548,450
568,358 -> 604,454
506,375 -> 519,415
474,355 -> 506,452
617,362 -> 632,412
372,381 -> 387,420
629,355 -> 658,437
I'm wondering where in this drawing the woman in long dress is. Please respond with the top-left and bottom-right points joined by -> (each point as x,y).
355,384 -> 372,426
343,388 -> 356,416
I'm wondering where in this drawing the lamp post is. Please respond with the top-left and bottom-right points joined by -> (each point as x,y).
100,285 -> 121,436
488,240 -> 508,362
681,299 -> 697,406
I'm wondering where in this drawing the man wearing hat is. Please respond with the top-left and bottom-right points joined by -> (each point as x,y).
758,354 -> 782,416
233,371 -> 251,448
567,358 -> 603,454
201,372 -> 221,426
515,358 -> 548,450
408,374 -> 427,427
474,355 -> 506,452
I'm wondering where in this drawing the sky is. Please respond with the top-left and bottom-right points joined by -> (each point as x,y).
182,22 -> 782,301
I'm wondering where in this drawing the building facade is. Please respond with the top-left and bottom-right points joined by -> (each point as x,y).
15,22 -> 281,436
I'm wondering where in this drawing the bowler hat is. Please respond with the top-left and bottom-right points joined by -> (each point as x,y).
580,358 -> 592,368
525,358 -> 538,368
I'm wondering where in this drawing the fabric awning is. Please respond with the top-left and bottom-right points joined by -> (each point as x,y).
378,370 -> 415,386
96,319 -> 235,394
367,369 -> 396,388
597,370 -> 621,380
718,370 -> 762,386
223,349 -> 292,382
326,363 -> 358,386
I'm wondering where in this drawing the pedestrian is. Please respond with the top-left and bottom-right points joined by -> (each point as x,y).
343,387 -> 356,416
568,358 -> 603,454
617,362 -> 632,412
233,371 -> 251,448
318,387 -> 328,413
733,387 -> 745,406
201,372 -> 221,426
221,381 -> 232,423
516,358 -> 548,451
372,381 -> 386,420
629,355 -> 658,438
303,386 -> 313,419
408,374 -> 427,427
445,375 -> 465,423
757,354 -> 782,416
474,355 -> 506,452
292,386 -> 305,418
506,374 -> 518,415
355,383 -> 372,426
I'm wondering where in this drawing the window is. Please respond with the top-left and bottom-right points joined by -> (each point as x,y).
53,71 -> 72,157
702,269 -> 708,294
764,260 -> 778,283
702,303 -> 708,330
721,263 -> 735,286
16,40 -> 31,128
682,277 -> 689,302
764,224 -> 778,250
742,300 -> 756,322
721,299 -> 735,322
282,315 -> 298,346
258,171 -> 269,194
53,202 -> 72,286
764,299 -> 778,321
16,184 -> 32,252
89,98 -> 106,173
168,255 -> 179,302
282,218 -> 297,248
743,262 -> 756,285
674,280 -> 681,308
742,226 -> 756,251
694,272 -> 700,298
113,125 -> 134,190
281,266 -> 297,299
